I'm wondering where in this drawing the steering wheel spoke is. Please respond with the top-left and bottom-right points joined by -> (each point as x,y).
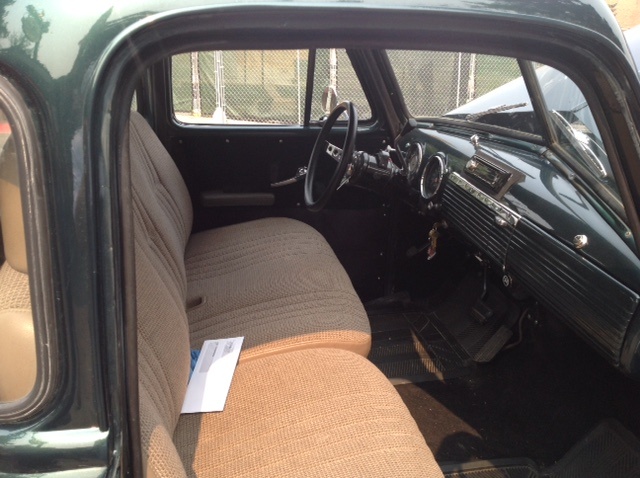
337,164 -> 355,190
305,102 -> 358,212
325,141 -> 344,162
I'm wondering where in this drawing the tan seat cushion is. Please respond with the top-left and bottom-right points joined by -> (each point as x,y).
175,348 -> 443,478
184,218 -> 371,361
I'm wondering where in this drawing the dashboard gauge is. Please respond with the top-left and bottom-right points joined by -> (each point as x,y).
405,143 -> 423,181
420,154 -> 447,201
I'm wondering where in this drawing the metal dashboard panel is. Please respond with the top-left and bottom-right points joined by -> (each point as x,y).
442,173 -> 516,267
507,218 -> 640,364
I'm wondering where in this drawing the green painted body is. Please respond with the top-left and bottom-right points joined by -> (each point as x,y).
1,0 -> 640,475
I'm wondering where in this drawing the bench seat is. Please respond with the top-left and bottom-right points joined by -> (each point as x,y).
185,218 -> 370,360
130,111 -> 370,360
175,348 -> 443,478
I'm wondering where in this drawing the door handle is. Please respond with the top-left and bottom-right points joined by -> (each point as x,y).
271,167 -> 307,188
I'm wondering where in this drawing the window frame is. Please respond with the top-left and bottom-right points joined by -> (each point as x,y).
168,48 -> 376,128
0,75 -> 58,422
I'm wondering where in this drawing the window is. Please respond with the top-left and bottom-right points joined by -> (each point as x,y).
171,49 -> 371,125
534,64 -> 619,199
388,50 -> 541,137
388,51 -> 522,116
388,50 -> 620,205
0,76 -> 55,420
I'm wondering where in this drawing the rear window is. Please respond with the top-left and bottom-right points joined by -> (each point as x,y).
171,49 -> 372,125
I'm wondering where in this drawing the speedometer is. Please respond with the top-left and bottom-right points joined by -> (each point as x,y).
420,154 -> 447,201
405,143 -> 423,181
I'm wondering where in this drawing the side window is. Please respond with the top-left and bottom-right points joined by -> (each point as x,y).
310,49 -> 372,121
0,76 -> 55,420
171,49 -> 371,125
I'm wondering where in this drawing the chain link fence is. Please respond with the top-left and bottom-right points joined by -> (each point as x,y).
172,49 -> 371,125
172,49 -> 520,124
387,51 -> 522,117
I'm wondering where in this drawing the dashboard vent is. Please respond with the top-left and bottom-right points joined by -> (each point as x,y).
507,219 -> 639,363
442,176 -> 514,266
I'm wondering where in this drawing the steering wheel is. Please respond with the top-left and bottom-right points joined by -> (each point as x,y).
304,101 -> 358,212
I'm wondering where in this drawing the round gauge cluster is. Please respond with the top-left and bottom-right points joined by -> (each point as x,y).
420,154 -> 447,201
405,142 -> 423,182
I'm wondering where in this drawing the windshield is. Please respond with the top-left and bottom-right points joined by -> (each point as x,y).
387,50 -> 620,203
388,51 -> 542,137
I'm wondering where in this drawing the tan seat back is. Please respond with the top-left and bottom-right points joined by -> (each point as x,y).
130,115 -> 192,477
129,112 -> 193,299
0,136 -> 36,402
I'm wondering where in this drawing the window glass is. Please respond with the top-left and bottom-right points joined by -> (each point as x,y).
534,64 -> 619,198
0,75 -> 58,421
0,105 -> 37,406
388,51 -> 541,136
311,49 -> 372,121
388,50 -> 620,205
172,49 -> 371,125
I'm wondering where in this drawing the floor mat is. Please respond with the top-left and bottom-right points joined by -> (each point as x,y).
543,419 -> 640,477
440,420 -> 640,477
426,272 -> 521,362
367,271 -> 520,381
368,310 -> 472,383
442,459 -> 539,478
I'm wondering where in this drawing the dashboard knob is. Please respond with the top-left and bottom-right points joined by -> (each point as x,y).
573,234 -> 589,249
494,216 -> 509,228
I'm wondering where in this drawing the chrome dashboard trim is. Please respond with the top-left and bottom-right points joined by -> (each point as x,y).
420,153 -> 446,201
449,172 -> 521,226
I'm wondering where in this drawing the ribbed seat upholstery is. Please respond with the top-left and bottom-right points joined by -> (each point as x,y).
130,111 -> 443,477
175,348 -> 443,478
135,199 -> 443,477
185,219 -> 370,359
129,111 -> 370,360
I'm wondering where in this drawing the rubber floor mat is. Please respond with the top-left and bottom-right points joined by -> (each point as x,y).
440,421 -> 640,478
426,273 -> 521,362
442,459 -> 539,478
543,419 -> 640,477
368,311 -> 472,383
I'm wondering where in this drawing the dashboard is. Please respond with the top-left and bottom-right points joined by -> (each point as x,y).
396,125 -> 640,375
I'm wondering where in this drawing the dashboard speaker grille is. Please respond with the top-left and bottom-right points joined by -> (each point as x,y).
442,180 -> 513,266
508,219 -> 639,363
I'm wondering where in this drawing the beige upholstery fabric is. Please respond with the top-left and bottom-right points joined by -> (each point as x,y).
0,262 -> 35,402
130,112 -> 192,299
129,111 -> 370,360
0,260 -> 30,310
129,113 -> 193,246
130,112 -> 442,478
175,348 -> 444,478
185,219 -> 371,360
135,216 -> 191,478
